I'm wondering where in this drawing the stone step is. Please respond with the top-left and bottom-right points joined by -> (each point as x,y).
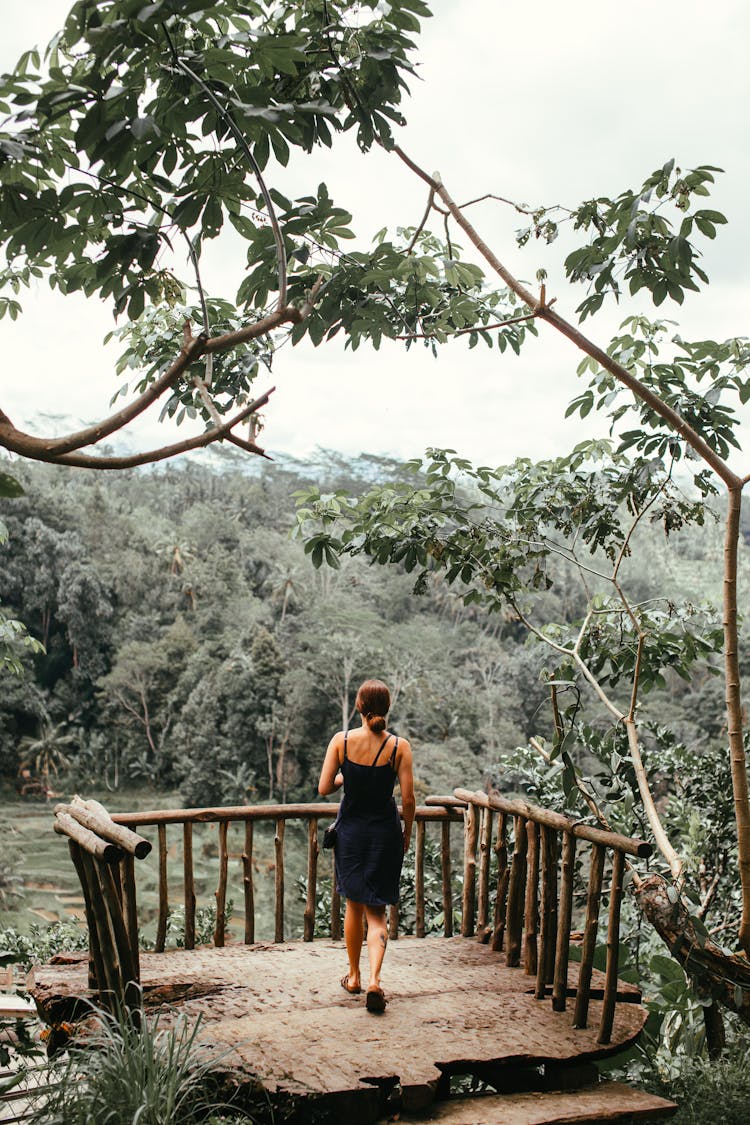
396,1081 -> 677,1124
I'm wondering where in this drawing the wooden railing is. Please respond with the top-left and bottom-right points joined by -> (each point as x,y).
107,802 -> 464,949
447,789 -> 652,1044
54,788 -> 651,1041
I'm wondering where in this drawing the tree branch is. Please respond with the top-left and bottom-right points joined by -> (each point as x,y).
0,333 -> 207,459
390,144 -> 742,490
396,312 -> 537,341
11,387 -> 274,470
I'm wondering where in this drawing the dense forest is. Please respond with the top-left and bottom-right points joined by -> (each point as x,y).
1,451 -> 746,816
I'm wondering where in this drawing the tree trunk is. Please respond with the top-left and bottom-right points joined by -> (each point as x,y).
723,486 -> 750,954
638,874 -> 750,1024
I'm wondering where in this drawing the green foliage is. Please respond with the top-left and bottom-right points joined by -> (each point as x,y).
0,921 -> 89,973
562,160 -> 726,318
0,0 -> 432,357
567,318 -> 749,477
30,1002 -> 238,1125
649,1033 -> 750,1124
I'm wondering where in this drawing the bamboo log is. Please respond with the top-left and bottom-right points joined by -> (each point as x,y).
476,807 -> 493,939
242,820 -> 255,944
331,851 -> 341,941
304,819 -> 318,942
79,849 -> 120,1006
183,823 -> 196,951
574,843 -> 605,1029
415,819 -> 426,939
54,811 -> 122,864
441,819 -> 453,938
111,803 -> 463,826
598,849 -> 626,1044
274,818 -> 285,943
389,903 -> 399,940
490,813 -> 509,952
121,836 -> 140,981
214,820 -> 229,948
66,797 -> 152,859
98,861 -> 140,1008
524,820 -> 539,976
155,824 -> 168,953
505,814 -> 529,967
552,831 -> 577,1011
68,840 -> 105,993
535,827 -> 558,999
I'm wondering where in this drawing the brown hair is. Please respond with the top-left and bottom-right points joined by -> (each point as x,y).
355,679 -> 390,733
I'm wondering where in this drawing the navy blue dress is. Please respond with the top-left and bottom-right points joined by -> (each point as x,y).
334,732 -> 403,906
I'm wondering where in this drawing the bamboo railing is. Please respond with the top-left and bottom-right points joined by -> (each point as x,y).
54,788 -> 650,1040
447,789 -> 652,1044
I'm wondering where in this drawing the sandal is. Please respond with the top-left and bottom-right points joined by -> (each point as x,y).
341,973 -> 361,995
365,986 -> 387,1014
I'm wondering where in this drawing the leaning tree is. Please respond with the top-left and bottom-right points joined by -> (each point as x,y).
1,0 -> 750,1024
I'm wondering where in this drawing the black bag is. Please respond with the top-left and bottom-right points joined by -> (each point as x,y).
322,821 -> 338,850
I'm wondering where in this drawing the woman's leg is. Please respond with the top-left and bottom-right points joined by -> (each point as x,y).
364,905 -> 388,990
344,900 -> 365,989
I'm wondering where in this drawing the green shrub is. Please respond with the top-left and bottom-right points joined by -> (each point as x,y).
649,1033 -> 750,1125
0,921 -> 88,974
30,1003 -> 244,1125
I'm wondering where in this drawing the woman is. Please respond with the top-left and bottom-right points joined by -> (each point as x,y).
318,678 -> 415,1013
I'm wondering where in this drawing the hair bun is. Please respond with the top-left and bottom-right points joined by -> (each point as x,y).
369,715 -> 386,733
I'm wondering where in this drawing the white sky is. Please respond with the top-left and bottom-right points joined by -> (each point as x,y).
1,0 -> 748,471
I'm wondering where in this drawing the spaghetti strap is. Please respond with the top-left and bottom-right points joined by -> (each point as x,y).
343,731 -> 348,761
371,734 -> 391,767
389,737 -> 399,770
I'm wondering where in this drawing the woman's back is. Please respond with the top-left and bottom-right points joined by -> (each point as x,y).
340,730 -> 398,818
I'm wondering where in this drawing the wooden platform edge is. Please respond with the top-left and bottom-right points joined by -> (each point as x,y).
393,1080 -> 678,1124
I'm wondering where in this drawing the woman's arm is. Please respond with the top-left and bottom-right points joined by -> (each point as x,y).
396,740 -> 416,852
318,733 -> 344,796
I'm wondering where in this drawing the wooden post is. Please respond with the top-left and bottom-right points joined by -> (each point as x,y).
304,818 -> 319,942
505,814 -> 528,967
491,813 -> 509,952
121,845 -> 140,980
461,802 -> 478,937
183,823 -> 196,951
524,820 -> 539,976
331,850 -> 342,941
441,819 -> 453,938
415,819 -> 426,938
155,823 -> 168,953
242,820 -> 254,944
598,849 -> 625,1044
535,827 -> 558,999
79,849 -> 120,1007
68,840 -> 105,994
476,807 -> 493,939
98,861 -> 140,1010
574,843 -> 605,1028
389,903 -> 399,940
274,817 -> 285,943
214,820 -> 229,947
552,830 -> 577,1011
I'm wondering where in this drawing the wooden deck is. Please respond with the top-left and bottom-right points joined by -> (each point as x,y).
30,936 -> 668,1123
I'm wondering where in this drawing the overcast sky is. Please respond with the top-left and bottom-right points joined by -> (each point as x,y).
1,0 -> 748,471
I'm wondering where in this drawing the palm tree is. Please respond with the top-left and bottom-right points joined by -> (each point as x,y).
18,720 -> 76,796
